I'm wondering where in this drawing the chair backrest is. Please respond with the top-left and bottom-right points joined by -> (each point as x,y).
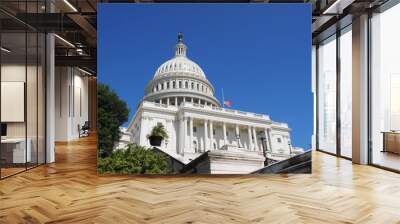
82,121 -> 90,129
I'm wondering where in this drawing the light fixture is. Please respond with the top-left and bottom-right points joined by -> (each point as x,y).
54,34 -> 75,48
322,0 -> 354,15
1,47 -> 11,53
78,67 -> 93,76
63,0 -> 78,12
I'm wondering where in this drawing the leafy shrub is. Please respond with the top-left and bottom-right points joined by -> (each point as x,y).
98,144 -> 167,174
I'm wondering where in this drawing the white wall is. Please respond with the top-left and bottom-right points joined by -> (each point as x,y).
137,110 -> 178,155
55,67 -> 89,141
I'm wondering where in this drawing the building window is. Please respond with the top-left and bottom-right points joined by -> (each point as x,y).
193,127 -> 197,132
167,82 -> 170,89
213,129 -> 216,135
191,82 -> 194,89
172,81 -> 176,88
318,34 -> 337,154
213,143 -> 217,150
179,81 -> 182,88
197,83 -> 200,90
339,26 -> 352,158
277,137 -> 281,143
185,81 -> 188,88
370,5 -> 400,171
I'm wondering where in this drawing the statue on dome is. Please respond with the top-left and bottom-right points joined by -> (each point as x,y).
178,32 -> 183,42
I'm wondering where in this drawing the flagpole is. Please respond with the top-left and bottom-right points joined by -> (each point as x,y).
221,88 -> 225,108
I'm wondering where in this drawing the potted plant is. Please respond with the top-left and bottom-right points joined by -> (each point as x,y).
147,123 -> 169,147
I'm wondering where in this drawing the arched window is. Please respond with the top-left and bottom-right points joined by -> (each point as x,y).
179,81 -> 182,88
201,85 -> 204,92
197,83 -> 199,90
191,82 -> 194,89
185,81 -> 188,88
167,82 -> 170,89
172,81 -> 176,88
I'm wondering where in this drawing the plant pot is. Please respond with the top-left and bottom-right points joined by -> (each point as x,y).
149,136 -> 163,146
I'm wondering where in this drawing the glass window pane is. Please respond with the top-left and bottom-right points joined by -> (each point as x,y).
38,33 -> 45,165
1,31 -> 27,177
318,35 -> 337,154
371,3 -> 400,171
340,27 -> 352,158
27,31 -> 38,169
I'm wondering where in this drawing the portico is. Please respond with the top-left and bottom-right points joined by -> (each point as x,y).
177,105 -> 273,155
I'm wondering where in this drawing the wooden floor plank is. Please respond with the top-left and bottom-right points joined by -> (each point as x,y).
1,135 -> 400,223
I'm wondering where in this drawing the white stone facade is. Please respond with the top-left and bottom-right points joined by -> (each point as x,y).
125,33 -> 300,166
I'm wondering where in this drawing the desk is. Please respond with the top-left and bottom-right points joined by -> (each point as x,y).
1,138 -> 31,163
382,132 -> 400,155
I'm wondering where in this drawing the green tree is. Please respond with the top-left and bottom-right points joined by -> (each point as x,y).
98,83 -> 129,157
97,144 -> 168,174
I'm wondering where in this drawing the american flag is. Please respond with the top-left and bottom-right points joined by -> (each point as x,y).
224,100 -> 232,107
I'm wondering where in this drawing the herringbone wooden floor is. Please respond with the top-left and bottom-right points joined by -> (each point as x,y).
1,135 -> 400,224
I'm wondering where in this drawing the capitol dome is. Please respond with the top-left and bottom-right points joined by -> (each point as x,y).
153,56 -> 206,79
143,33 -> 221,107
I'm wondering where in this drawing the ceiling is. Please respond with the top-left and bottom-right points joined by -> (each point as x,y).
0,0 -> 393,75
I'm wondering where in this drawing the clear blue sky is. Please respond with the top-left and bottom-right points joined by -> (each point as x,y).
98,4 -> 312,149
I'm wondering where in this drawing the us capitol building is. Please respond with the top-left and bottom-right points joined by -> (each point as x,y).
122,33 -> 304,174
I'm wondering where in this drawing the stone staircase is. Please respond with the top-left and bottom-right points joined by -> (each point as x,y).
252,151 -> 311,174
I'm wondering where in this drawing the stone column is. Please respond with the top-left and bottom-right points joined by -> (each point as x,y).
204,120 -> 208,151
235,124 -> 240,147
190,117 -> 194,152
175,97 -> 178,106
191,97 -> 194,103
264,129 -> 269,152
209,120 -> 214,150
248,126 -> 253,150
252,127 -> 258,151
167,97 -> 170,106
223,122 -> 227,146
267,128 -> 273,153
179,117 -> 184,154
183,117 -> 187,154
